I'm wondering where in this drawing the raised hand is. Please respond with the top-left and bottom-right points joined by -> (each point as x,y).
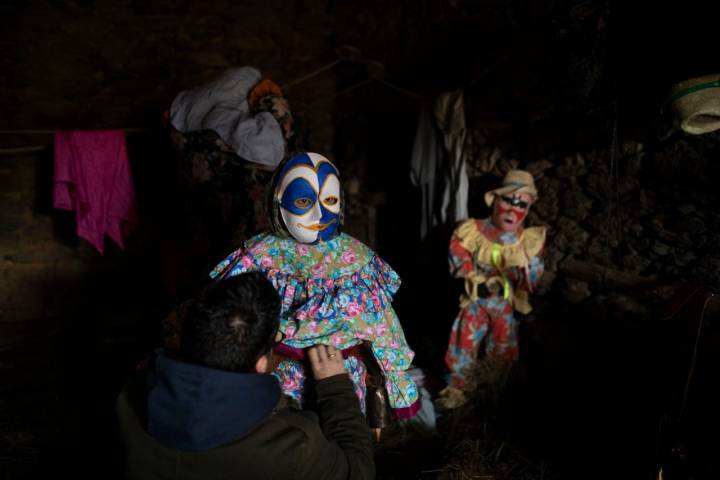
307,344 -> 346,381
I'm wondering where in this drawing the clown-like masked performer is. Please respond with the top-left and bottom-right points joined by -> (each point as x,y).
210,152 -> 420,424
439,170 -> 546,407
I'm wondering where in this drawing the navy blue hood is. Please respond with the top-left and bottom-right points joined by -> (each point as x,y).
146,349 -> 281,452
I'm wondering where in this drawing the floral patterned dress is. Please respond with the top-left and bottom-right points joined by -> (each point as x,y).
210,232 -> 420,418
445,218 -> 545,388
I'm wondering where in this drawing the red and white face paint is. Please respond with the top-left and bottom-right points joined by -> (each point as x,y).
491,192 -> 533,233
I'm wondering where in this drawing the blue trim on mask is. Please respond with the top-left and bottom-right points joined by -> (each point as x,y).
316,161 -> 339,183
316,163 -> 340,241
276,152 -> 313,181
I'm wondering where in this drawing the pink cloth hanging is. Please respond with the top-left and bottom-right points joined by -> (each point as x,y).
53,130 -> 138,254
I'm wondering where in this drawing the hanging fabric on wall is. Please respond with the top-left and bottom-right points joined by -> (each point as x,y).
53,130 -> 138,254
410,104 -> 446,240
409,90 -> 470,240
434,89 -> 470,225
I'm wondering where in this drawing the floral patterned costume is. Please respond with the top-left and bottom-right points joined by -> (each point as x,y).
445,217 -> 546,388
210,232 -> 420,419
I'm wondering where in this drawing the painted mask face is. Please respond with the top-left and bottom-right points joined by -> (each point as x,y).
491,192 -> 533,233
275,152 -> 341,244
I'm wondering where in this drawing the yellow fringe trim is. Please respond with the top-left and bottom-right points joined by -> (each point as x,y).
456,219 -> 546,315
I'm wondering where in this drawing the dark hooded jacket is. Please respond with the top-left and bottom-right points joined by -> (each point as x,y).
116,350 -> 375,480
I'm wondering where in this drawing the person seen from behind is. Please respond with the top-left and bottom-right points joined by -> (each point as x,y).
116,272 -> 375,479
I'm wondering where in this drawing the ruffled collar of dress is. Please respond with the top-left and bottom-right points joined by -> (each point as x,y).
480,217 -> 524,245
244,232 -> 374,278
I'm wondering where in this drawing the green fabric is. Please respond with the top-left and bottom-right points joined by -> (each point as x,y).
668,80 -> 720,104
116,371 -> 375,480
490,243 -> 510,300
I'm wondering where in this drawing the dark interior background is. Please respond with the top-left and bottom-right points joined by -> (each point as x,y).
2,1 -> 719,479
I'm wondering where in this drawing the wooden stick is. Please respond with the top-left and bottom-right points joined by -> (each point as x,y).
706,294 -> 720,320
559,257 -> 657,289
560,257 -> 720,320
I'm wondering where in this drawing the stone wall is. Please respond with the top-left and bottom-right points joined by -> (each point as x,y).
0,154 -> 90,323
0,0 -> 340,326
471,130 -> 720,314
0,0 -> 335,141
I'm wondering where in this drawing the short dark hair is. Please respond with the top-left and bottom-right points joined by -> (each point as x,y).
179,272 -> 281,373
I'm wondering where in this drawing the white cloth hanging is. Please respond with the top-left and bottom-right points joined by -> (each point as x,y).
169,66 -> 285,168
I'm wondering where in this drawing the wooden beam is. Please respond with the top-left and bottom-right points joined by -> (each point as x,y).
559,257 -> 657,289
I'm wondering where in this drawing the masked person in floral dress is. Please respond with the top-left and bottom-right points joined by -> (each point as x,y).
438,170 -> 546,408
210,152 -> 420,424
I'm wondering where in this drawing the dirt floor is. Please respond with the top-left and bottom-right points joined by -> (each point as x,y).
1,289 -> 718,480
377,289 -> 719,480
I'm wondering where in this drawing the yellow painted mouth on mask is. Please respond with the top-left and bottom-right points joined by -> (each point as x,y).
298,218 -> 337,231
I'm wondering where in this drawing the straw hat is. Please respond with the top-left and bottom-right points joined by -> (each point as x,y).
484,169 -> 538,207
667,73 -> 720,135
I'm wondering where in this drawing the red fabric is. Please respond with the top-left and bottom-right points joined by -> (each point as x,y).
393,399 -> 421,419
53,130 -> 138,254
273,343 -> 362,361
247,78 -> 284,108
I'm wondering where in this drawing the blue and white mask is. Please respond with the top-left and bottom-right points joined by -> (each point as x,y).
275,152 -> 341,244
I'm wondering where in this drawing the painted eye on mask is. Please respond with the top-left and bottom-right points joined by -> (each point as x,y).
294,197 -> 313,209
500,195 -> 529,209
322,196 -> 339,207
318,174 -> 341,214
280,177 -> 318,215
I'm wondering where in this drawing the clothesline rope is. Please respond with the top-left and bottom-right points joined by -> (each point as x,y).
0,129 -> 150,156
0,128 -> 148,134
0,146 -> 48,156
0,47 -> 424,147
281,60 -> 341,90
282,44 -> 423,99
